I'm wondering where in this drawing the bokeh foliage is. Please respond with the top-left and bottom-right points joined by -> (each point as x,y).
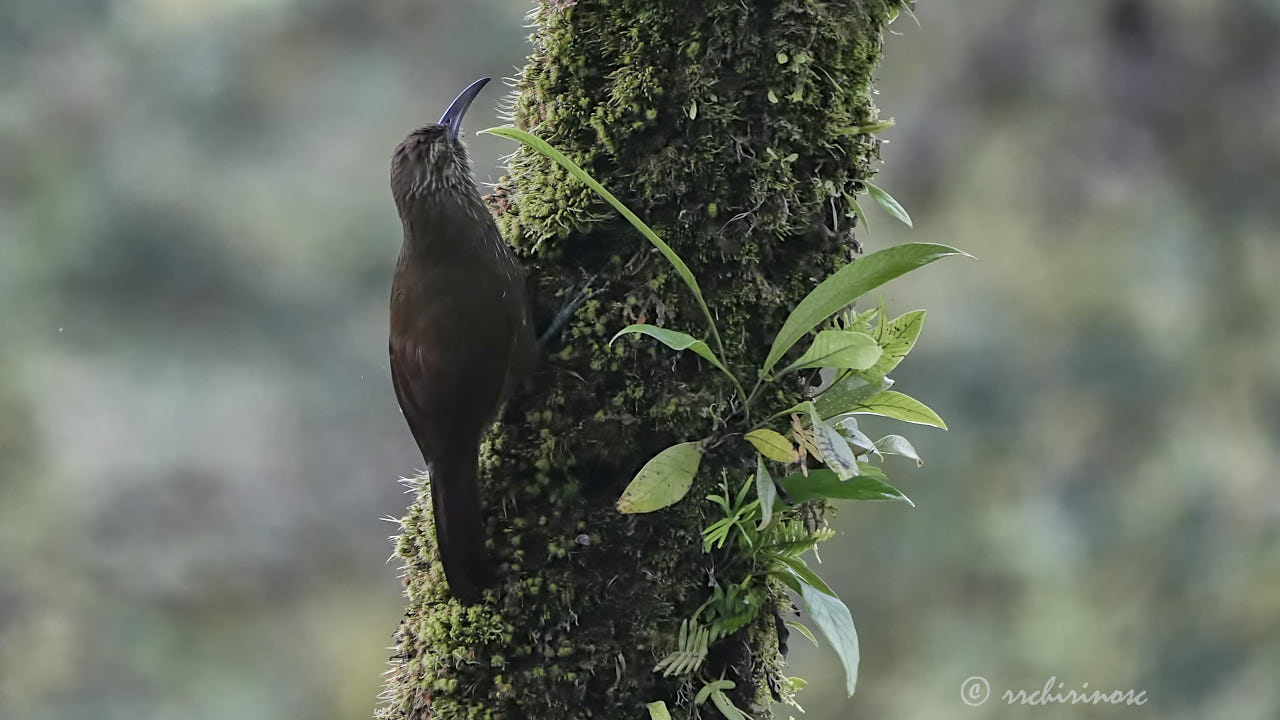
1,1 -> 1277,719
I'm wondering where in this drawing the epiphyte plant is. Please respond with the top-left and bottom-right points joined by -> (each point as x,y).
485,125 -> 969,717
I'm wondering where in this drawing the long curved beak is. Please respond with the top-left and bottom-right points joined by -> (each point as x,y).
439,77 -> 491,140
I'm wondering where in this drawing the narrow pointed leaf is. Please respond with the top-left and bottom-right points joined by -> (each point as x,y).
773,568 -> 804,595
774,554 -> 836,597
800,582 -> 861,696
695,680 -> 735,705
610,324 -> 746,400
786,621 -> 820,647
617,442 -> 703,513
762,243 -> 966,373
481,126 -> 725,356
710,689 -> 750,720
611,324 -> 726,374
777,469 -> 914,506
863,180 -> 912,228
847,193 -> 870,234
744,429 -> 796,463
837,118 -> 896,136
780,330 -> 882,375
876,434 -> 923,466
873,296 -> 887,342
851,391 -> 947,429
755,456 -> 776,529
864,310 -> 925,377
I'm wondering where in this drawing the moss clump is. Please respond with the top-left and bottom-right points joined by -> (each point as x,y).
378,1 -> 908,718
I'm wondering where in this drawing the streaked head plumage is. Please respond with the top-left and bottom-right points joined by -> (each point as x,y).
390,77 -> 491,213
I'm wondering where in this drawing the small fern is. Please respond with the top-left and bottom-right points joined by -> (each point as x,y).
653,619 -> 711,677
761,521 -> 835,558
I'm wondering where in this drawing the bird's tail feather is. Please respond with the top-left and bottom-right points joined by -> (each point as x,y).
428,449 -> 491,603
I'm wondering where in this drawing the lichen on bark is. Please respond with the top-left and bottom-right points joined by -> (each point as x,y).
377,1 -> 908,718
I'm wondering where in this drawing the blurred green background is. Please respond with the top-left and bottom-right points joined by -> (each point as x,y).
2,1 -> 1277,718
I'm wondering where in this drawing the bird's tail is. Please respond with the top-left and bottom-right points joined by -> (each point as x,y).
428,448 -> 491,603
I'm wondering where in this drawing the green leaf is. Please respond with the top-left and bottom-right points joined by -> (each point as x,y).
864,310 -> 925,377
836,118 -> 896,136
695,680 -> 735,705
780,330 -> 882,376
832,415 -> 876,454
755,456 -> 776,529
655,620 -> 711,676
762,243 -> 967,373
617,442 -> 703,513
480,126 -> 726,359
610,324 -> 724,369
777,469 -> 914,507
710,689 -> 750,720
786,621 -> 819,647
851,390 -> 947,429
873,295 -> 887,342
862,180 -> 912,228
876,434 -> 923,466
744,429 -> 795,463
773,553 -> 836,597
847,193 -> 870,234
647,702 -> 673,720
772,569 -> 804,595
809,373 -> 893,419
610,324 -> 745,398
801,582 -> 861,696
809,405 -> 859,481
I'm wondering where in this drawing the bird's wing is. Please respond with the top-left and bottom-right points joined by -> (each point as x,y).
389,333 -> 439,459
389,311 -> 514,458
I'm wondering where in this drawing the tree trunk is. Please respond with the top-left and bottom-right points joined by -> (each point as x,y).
377,1 -> 908,717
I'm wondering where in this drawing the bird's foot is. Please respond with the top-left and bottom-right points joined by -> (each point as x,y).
537,281 -> 595,348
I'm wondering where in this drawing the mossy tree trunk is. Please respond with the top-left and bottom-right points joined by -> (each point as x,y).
378,1 -> 908,717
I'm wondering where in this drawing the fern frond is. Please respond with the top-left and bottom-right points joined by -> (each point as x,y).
653,620 -> 711,677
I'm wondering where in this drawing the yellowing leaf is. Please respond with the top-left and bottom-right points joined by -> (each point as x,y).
864,310 -> 924,377
647,702 -> 672,720
745,429 -> 796,463
617,442 -> 703,514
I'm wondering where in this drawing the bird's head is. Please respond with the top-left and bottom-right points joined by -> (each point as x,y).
390,77 -> 490,213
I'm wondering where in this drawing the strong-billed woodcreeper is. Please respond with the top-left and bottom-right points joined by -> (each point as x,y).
388,78 -> 535,603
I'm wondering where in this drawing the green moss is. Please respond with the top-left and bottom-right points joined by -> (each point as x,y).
379,1 -> 909,718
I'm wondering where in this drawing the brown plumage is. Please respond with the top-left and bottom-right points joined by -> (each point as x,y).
388,78 -> 534,603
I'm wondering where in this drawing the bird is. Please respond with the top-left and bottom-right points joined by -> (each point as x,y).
388,77 -> 535,603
